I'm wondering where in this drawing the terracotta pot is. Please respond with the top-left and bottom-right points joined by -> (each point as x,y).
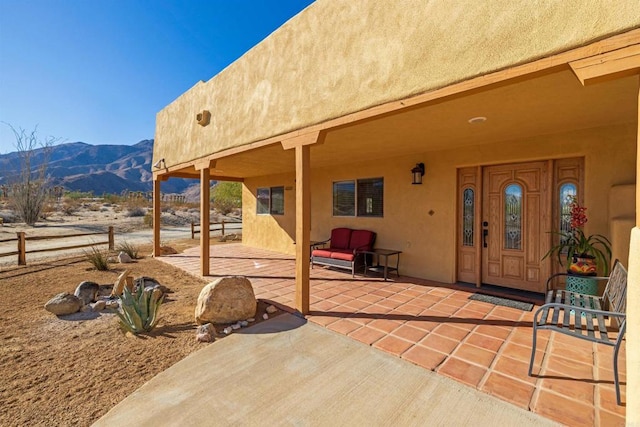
568,254 -> 597,276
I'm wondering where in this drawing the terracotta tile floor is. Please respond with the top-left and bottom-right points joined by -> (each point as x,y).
160,243 -> 627,426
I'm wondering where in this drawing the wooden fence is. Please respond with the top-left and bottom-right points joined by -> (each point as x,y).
191,221 -> 226,239
0,226 -> 114,265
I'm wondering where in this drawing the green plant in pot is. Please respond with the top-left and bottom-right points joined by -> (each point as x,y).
543,197 -> 612,276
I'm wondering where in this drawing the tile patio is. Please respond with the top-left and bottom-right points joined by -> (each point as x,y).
160,243 -> 626,426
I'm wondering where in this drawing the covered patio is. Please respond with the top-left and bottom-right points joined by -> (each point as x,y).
160,243 -> 626,426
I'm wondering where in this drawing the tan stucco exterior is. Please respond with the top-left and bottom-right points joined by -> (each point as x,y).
154,0 -> 640,170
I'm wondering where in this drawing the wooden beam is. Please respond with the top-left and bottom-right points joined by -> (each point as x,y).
195,159 -> 216,171
570,44 -> 640,85
200,168 -> 211,276
156,171 -> 245,182
152,178 -> 161,257
295,143 -> 312,314
281,130 -> 324,150
152,171 -> 170,181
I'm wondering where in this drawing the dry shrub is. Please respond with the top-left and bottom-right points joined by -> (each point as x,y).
84,246 -> 110,271
126,207 -> 146,217
143,212 -> 153,227
61,201 -> 79,216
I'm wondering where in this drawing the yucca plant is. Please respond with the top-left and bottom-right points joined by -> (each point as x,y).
114,286 -> 163,334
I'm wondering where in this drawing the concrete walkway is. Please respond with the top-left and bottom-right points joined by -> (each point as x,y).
94,314 -> 557,426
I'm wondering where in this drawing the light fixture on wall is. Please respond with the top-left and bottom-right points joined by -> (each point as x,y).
411,163 -> 425,185
153,158 -> 166,169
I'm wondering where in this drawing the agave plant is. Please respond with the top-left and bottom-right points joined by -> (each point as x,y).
114,285 -> 163,334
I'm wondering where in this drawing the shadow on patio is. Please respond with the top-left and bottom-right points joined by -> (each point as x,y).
159,243 -> 626,426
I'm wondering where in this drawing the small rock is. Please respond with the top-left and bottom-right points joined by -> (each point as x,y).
44,293 -> 82,316
117,251 -> 132,263
196,323 -> 215,343
134,277 -> 169,295
158,246 -> 177,255
266,305 -> 277,314
223,327 -> 233,334
231,323 -> 241,330
263,313 -> 269,320
92,300 -> 107,311
240,320 -> 249,327
106,300 -> 119,309
247,318 -> 255,323
74,281 -> 99,305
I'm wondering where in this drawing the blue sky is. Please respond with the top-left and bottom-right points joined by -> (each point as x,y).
0,0 -> 314,154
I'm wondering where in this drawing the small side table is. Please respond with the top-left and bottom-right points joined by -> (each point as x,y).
565,274 -> 600,313
363,248 -> 402,281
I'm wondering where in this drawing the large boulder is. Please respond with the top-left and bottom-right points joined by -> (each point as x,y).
44,293 -> 82,316
195,277 -> 256,325
74,281 -> 99,305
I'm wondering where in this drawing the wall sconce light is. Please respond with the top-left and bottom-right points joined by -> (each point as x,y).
411,163 -> 425,185
153,158 -> 166,169
196,110 -> 211,126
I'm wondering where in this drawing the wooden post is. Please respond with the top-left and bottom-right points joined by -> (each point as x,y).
17,232 -> 25,265
152,178 -> 161,257
200,167 -> 211,276
191,222 -> 195,239
281,131 -> 322,315
108,226 -> 114,250
221,220 -> 225,237
295,144 -> 311,314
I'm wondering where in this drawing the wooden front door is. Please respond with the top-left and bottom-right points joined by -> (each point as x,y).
481,161 -> 551,293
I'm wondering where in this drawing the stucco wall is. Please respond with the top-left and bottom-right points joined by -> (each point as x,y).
242,173 -> 297,254
242,124 -> 636,283
154,0 -> 640,168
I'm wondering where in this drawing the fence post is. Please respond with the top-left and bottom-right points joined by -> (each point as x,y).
108,226 -> 114,250
221,220 -> 225,237
17,232 -> 26,265
191,222 -> 195,239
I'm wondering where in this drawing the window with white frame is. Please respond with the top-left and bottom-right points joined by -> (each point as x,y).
332,178 -> 383,217
256,186 -> 285,215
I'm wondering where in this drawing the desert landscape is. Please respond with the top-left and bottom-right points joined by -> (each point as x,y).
0,197 -> 260,426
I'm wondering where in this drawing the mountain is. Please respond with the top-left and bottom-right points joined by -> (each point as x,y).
0,139 -> 193,194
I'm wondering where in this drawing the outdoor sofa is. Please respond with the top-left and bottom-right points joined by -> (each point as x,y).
311,227 -> 376,277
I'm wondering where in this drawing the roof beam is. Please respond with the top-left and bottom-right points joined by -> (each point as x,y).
570,44 -> 640,85
281,130 -> 324,150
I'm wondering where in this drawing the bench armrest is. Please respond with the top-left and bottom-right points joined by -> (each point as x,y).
311,239 -> 330,249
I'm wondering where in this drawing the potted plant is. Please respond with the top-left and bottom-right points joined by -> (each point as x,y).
543,197 -> 612,276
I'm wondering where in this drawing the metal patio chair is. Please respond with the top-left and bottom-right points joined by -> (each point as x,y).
528,260 -> 627,405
